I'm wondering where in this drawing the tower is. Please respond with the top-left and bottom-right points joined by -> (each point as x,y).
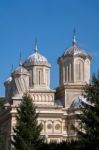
23,41 -> 51,90
23,41 -> 55,106
4,63 -> 29,103
56,31 -> 92,108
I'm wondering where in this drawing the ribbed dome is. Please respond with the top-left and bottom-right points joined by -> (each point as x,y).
4,76 -> 12,85
61,32 -> 91,60
23,50 -> 50,67
64,44 -> 88,56
70,96 -> 90,109
26,51 -> 48,63
23,41 -> 51,67
12,64 -> 29,76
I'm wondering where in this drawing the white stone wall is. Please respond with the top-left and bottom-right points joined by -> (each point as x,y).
58,56 -> 91,85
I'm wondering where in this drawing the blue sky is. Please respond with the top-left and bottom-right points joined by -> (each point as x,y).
0,0 -> 99,96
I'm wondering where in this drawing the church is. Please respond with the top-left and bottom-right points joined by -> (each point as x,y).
0,32 -> 92,150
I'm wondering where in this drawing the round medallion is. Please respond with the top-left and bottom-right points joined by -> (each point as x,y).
55,124 -> 60,130
47,124 -> 52,129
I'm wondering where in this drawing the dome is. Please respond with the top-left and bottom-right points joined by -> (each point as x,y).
70,96 -> 91,109
4,76 -> 12,85
60,32 -> 91,60
26,51 -> 48,63
23,50 -> 50,67
63,44 -> 88,57
12,64 -> 29,76
23,41 -> 51,67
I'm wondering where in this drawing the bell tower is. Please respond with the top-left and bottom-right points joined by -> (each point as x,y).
56,31 -> 92,108
23,40 -> 55,106
58,30 -> 91,86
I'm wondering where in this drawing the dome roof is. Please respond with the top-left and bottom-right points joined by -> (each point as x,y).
23,45 -> 50,67
4,76 -> 12,85
63,44 -> 88,57
12,64 -> 29,76
26,51 -> 48,63
70,96 -> 91,109
58,31 -> 92,61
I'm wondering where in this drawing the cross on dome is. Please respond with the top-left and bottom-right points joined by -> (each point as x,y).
34,38 -> 39,52
19,48 -> 23,66
72,28 -> 77,46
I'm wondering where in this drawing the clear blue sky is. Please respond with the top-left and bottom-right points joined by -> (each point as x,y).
0,0 -> 99,96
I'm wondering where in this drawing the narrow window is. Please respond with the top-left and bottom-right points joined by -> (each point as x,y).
78,63 -> 81,80
38,70 -> 41,85
67,65 -> 68,82
68,65 -> 70,82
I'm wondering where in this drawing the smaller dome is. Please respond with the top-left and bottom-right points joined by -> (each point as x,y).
4,76 -> 12,85
12,64 -> 29,76
70,96 -> 90,109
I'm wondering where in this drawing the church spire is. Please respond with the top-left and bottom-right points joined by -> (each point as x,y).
34,38 -> 38,52
72,28 -> 77,46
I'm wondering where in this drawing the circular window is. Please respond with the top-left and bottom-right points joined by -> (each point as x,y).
55,124 -> 60,130
47,124 -> 52,129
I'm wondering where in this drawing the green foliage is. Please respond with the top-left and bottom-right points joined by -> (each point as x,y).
0,122 -> 5,149
38,141 -> 83,150
0,128 -> 4,150
77,71 -> 99,149
12,93 -> 43,150
0,99 -> 4,110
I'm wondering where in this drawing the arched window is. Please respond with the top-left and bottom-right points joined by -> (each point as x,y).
85,59 -> 90,82
76,60 -> 84,81
38,70 -> 41,85
45,69 -> 49,86
65,64 -> 71,82
29,70 -> 32,86
36,68 -> 43,85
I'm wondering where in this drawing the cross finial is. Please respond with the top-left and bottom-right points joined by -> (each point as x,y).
19,48 -> 22,66
35,38 -> 38,52
11,64 -> 13,73
72,28 -> 77,46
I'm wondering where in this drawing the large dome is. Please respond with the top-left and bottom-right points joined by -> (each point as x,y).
63,44 -> 88,57
23,45 -> 50,67
59,33 -> 91,60
26,51 -> 48,63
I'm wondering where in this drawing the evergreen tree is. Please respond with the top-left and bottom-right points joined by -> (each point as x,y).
77,72 -> 99,149
0,128 -> 4,150
12,93 -> 43,150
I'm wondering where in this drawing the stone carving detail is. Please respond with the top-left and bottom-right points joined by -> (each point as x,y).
11,75 -> 29,97
47,124 -> 52,129
31,93 -> 53,102
55,124 -> 60,130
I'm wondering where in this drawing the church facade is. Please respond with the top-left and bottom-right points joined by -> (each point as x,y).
0,32 -> 92,150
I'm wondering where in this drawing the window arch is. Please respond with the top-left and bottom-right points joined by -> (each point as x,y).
65,63 -> 72,82
76,59 -> 84,81
36,68 -> 43,85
